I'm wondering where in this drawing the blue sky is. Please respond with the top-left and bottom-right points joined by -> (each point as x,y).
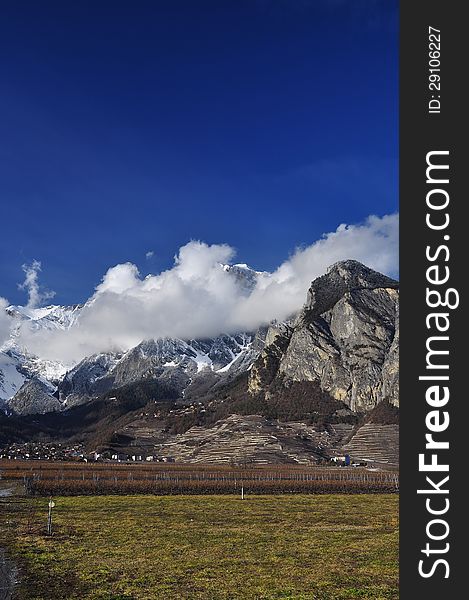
0,0 -> 398,306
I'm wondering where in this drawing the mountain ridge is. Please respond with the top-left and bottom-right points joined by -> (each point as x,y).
1,260 -> 399,464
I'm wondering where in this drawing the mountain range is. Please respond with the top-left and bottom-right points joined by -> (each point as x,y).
0,260 -> 399,465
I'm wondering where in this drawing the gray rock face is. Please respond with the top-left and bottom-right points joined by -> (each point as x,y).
250,261 -> 399,412
8,379 -> 62,416
304,260 -> 398,318
381,304 -> 399,407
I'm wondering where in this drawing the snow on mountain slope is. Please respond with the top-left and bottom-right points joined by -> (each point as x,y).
0,263 -> 267,413
222,263 -> 268,295
0,304 -> 81,406
6,303 -> 82,335
0,307 -> 264,413
59,332 -> 262,409
0,352 -> 26,404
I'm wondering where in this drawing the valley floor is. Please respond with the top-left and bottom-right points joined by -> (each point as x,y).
0,494 -> 398,600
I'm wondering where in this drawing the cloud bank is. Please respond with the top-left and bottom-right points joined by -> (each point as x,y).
15,213 -> 398,364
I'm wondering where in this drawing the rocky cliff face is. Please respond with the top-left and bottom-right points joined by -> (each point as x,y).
249,261 -> 399,412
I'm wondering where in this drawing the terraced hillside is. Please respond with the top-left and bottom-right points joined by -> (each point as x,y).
342,423 -> 399,466
119,414 -> 355,464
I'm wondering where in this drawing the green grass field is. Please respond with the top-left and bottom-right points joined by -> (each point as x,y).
1,494 -> 398,600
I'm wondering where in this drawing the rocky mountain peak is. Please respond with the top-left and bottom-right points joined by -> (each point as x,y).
7,379 -> 61,416
326,259 -> 398,288
304,260 -> 398,318
248,261 -> 399,413
222,263 -> 266,295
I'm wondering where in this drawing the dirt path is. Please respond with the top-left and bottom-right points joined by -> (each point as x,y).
0,548 -> 17,600
0,482 -> 21,599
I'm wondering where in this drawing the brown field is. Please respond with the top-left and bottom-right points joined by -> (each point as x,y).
0,459 -> 399,496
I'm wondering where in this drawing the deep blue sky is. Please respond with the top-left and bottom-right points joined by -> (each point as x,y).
0,0 -> 398,306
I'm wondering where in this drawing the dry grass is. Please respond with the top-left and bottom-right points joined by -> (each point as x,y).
1,494 -> 399,599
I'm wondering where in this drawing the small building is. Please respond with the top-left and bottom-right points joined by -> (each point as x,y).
331,454 -> 351,466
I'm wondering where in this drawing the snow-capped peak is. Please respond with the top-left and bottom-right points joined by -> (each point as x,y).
221,263 -> 268,295
6,303 -> 82,329
0,303 -> 83,406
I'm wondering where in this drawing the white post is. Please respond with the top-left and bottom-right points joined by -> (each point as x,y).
47,498 -> 55,535
241,486 -> 244,500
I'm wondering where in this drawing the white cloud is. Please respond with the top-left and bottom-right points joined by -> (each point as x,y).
18,260 -> 55,308
145,250 -> 154,259
17,214 -> 398,363
228,213 -> 398,331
